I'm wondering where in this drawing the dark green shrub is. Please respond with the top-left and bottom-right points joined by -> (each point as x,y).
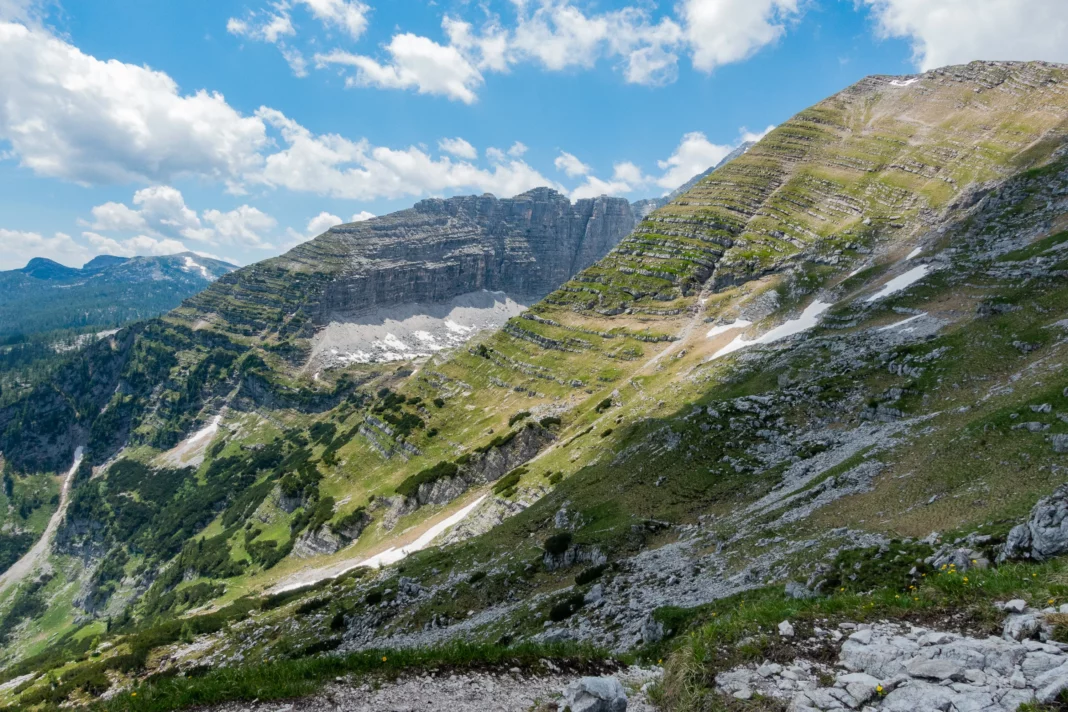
594,398 -> 613,413
575,564 -> 608,586
549,593 -> 585,622
396,461 -> 459,498
508,411 -> 531,427
539,416 -> 562,428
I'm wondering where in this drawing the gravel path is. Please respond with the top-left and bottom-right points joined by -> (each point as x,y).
207,668 -> 660,712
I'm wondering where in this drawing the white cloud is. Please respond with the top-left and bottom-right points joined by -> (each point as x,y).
132,185 -> 202,237
227,7 -> 294,43
89,202 -> 148,232
250,108 -> 561,199
84,231 -> 192,258
485,147 -> 507,164
655,131 -> 736,190
740,125 -> 776,143
351,210 -> 375,222
200,206 -> 277,247
680,0 -> 800,72
508,141 -> 528,158
87,186 -> 276,249
306,211 -> 343,235
554,151 -> 590,177
612,161 -> 645,185
570,175 -> 633,200
863,0 -> 1068,70
0,21 -> 267,185
0,229 -> 89,270
298,0 -> 370,40
439,137 -> 478,160
315,34 -> 484,103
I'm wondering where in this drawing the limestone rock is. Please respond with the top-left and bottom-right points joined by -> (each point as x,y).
562,676 -> 628,712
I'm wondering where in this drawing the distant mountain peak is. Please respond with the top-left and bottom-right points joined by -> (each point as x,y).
82,255 -> 130,271
19,257 -> 81,280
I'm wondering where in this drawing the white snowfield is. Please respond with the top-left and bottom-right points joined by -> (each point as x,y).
711,301 -> 833,360
269,495 -> 488,595
310,290 -> 531,368
707,320 -> 753,338
890,77 -> 920,87
878,313 -> 927,332
865,265 -> 931,303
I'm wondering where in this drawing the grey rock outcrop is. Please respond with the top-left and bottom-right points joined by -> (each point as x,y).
1054,434 -> 1068,454
191,189 -> 636,334
292,526 -> 347,559
1001,484 -> 1068,562
717,619 -> 1068,711
562,676 -> 628,712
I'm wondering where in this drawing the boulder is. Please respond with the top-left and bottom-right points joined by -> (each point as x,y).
562,676 -> 627,712
1004,613 -> 1045,641
785,581 -> 817,600
905,658 -> 964,681
778,620 -> 795,638
1000,485 -> 1068,562
1054,434 -> 1068,454
641,616 -> 664,645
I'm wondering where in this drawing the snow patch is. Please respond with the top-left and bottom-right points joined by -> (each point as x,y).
359,496 -> 488,569
712,301 -> 833,360
311,290 -> 531,368
707,320 -> 753,338
865,265 -> 931,303
878,313 -> 927,332
182,256 -> 212,280
906,247 -> 923,260
270,495 -> 487,594
890,77 -> 920,87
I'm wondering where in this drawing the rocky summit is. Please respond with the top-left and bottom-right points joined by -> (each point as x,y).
2,61 -> 1068,712
185,189 -> 636,338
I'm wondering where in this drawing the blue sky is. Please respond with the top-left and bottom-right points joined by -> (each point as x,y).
1,0 -> 1066,269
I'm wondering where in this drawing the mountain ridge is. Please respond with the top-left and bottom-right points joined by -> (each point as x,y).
1,61 -> 1067,711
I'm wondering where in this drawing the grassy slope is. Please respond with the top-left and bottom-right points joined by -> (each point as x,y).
2,61 -> 1068,707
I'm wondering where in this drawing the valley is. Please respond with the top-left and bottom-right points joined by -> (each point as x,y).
0,60 -> 1067,712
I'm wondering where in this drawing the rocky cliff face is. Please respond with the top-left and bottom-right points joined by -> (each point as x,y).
186,189 -> 635,336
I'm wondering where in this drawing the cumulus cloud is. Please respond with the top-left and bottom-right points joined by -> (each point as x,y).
306,211 -> 343,235
200,206 -> 277,247
680,0 -> 800,72
863,0 -> 1068,70
320,0 -> 805,102
439,137 -> 478,160
656,131 -> 737,190
83,231 -> 192,258
89,202 -> 148,232
0,21 -> 267,185
0,229 -> 89,270
565,125 -> 765,201
250,108 -> 560,199
298,0 -> 370,40
554,151 -> 590,177
351,211 -> 375,222
87,187 -> 277,249
315,35 -> 484,103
